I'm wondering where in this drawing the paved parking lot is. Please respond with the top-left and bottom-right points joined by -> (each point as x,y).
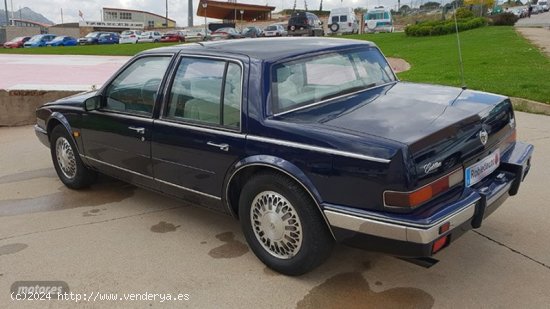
0,111 -> 549,308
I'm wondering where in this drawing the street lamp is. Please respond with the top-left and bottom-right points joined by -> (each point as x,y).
240,9 -> 244,31
202,2 -> 208,38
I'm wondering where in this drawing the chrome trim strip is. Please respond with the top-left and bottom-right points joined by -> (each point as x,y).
273,81 -> 397,117
34,124 -> 47,135
81,155 -> 154,180
225,163 -> 336,239
158,54 -> 245,133
81,154 -> 221,200
88,110 -> 155,122
154,119 -> 245,139
156,178 -> 221,200
324,201 -> 477,244
246,135 -> 390,163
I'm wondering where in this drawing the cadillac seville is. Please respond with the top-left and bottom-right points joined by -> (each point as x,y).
35,38 -> 534,275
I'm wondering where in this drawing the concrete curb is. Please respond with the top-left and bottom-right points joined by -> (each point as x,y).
511,97 -> 550,116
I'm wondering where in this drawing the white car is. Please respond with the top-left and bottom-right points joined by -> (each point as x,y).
364,6 -> 394,33
263,24 -> 287,37
119,30 -> 142,44
138,31 -> 162,43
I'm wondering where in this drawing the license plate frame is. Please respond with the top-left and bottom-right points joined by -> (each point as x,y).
465,149 -> 501,187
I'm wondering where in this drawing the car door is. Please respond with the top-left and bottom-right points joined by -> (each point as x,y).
152,55 -> 247,210
81,54 -> 173,188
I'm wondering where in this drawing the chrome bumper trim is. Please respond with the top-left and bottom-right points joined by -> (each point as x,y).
324,202 -> 476,244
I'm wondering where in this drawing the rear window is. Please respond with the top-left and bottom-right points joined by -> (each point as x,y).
367,12 -> 390,20
271,47 -> 395,114
331,16 -> 339,23
340,15 -> 348,22
266,26 -> 277,31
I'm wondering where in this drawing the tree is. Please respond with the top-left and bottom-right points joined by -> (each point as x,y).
420,1 -> 441,9
400,4 -> 411,13
464,0 -> 495,7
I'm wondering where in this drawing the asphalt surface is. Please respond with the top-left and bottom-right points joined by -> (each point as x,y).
0,111 -> 549,308
516,10 -> 550,28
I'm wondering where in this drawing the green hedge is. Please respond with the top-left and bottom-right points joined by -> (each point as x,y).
405,17 -> 487,37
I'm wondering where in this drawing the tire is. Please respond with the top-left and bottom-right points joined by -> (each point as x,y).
239,171 -> 334,276
50,125 -> 96,189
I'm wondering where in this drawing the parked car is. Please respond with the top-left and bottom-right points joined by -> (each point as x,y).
78,32 -> 107,45
539,0 -> 549,11
119,30 -> 142,44
97,33 -> 119,45
263,24 -> 287,37
24,34 -> 57,48
139,31 -> 162,43
287,11 -> 324,36
328,7 -> 359,34
3,36 -> 30,48
364,6 -> 394,33
210,27 -> 244,40
34,37 -> 533,276
241,26 -> 263,38
160,31 -> 186,43
46,36 -> 78,47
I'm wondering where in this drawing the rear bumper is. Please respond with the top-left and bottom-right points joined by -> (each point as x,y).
323,141 -> 534,257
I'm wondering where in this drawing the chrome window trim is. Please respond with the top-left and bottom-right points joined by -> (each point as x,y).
88,110 -> 155,122
246,135 -> 391,163
154,119 -> 245,139
272,81 -> 397,117
225,162 -> 336,239
81,155 -> 221,200
159,54 -> 245,133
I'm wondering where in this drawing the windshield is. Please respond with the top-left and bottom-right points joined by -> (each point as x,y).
271,47 -> 395,114
10,37 -> 24,42
85,32 -> 99,38
51,37 -> 64,42
28,36 -> 43,42
266,25 -> 277,31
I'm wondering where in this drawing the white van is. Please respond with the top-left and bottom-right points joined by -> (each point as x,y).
364,6 -> 394,33
328,7 -> 359,35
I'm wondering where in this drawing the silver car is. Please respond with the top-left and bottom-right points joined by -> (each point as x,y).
263,24 -> 287,37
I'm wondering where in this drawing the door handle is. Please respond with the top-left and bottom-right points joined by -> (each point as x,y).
128,126 -> 145,134
207,142 -> 229,152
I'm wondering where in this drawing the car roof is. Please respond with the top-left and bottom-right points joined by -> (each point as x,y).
142,37 -> 375,62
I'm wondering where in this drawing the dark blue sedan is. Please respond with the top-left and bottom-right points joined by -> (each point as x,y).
98,33 -> 119,45
46,36 -> 78,47
34,38 -> 533,275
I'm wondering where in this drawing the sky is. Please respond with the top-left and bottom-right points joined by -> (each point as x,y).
5,0 -> 431,26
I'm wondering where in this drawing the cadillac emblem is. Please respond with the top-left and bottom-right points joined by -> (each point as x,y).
479,129 -> 489,146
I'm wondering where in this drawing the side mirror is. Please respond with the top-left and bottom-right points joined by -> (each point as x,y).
84,95 -> 102,111
320,21 -> 324,25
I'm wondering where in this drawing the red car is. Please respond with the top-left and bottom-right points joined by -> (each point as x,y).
160,31 -> 185,43
3,36 -> 31,48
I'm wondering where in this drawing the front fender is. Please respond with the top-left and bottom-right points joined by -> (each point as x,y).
47,112 -> 82,154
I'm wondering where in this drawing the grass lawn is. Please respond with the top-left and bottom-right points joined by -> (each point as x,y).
0,42 -> 180,56
349,26 -> 550,104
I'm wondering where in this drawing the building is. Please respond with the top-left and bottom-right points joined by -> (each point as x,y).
197,0 -> 276,22
102,7 -> 176,29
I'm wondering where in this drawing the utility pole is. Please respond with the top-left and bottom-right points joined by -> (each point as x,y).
10,0 -> 13,25
188,0 -> 193,27
61,8 -> 64,24
3,0 -> 9,26
165,0 -> 168,27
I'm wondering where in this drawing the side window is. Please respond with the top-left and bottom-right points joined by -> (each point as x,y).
104,56 -> 171,116
340,15 -> 348,22
165,58 -> 242,129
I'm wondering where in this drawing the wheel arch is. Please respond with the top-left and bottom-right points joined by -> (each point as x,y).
223,155 -> 335,239
46,112 -> 79,152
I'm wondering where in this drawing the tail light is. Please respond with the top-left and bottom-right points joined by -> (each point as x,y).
384,168 -> 464,208
432,236 -> 449,254
130,35 -> 136,38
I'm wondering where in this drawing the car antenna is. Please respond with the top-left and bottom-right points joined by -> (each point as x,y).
452,3 -> 467,90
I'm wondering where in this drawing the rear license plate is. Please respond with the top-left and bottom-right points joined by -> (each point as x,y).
465,149 -> 500,187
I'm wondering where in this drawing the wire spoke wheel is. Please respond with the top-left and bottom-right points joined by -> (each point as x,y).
55,137 -> 77,179
250,191 -> 303,259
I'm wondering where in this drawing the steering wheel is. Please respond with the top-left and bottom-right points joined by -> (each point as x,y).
140,78 -> 162,106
